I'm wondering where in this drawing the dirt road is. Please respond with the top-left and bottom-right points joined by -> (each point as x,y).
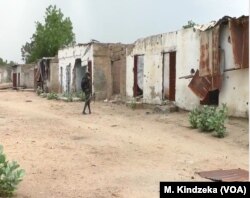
0,90 -> 248,198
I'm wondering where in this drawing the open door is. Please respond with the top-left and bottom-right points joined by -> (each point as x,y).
112,60 -> 122,94
66,64 -> 71,94
13,73 -> 17,88
17,73 -> 20,87
163,52 -> 176,101
133,55 -> 144,97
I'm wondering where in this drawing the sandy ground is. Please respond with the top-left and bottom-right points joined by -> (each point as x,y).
0,90 -> 248,198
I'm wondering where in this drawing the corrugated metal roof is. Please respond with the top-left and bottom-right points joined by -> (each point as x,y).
197,169 -> 249,182
194,21 -> 217,31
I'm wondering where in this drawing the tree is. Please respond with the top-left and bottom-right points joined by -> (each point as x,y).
21,5 -> 75,63
0,58 -> 15,67
183,20 -> 197,29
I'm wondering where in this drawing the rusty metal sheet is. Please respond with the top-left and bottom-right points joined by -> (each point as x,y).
242,18 -> 249,68
199,26 -> 221,77
212,25 -> 220,75
210,74 -> 222,91
199,31 -> 211,76
188,70 -> 210,100
197,169 -> 249,182
229,16 -> 249,68
188,70 -> 221,99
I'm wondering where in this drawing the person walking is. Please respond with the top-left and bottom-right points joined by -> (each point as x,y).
81,72 -> 92,114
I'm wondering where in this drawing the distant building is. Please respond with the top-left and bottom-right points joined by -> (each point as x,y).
12,64 -> 35,89
35,56 -> 59,92
58,42 -> 132,100
0,66 -> 11,83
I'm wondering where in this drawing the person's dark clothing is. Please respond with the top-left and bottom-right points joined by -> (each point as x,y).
81,74 -> 92,114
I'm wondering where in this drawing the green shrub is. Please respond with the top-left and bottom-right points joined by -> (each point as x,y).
36,86 -> 43,96
62,92 -> 73,102
67,94 -> 73,102
197,105 -> 217,132
75,91 -> 85,101
188,104 -> 228,138
129,100 -> 136,110
47,92 -> 58,100
189,107 -> 201,128
213,104 -> 228,138
0,145 -> 25,197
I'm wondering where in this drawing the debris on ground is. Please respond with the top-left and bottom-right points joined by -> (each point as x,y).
196,168 -> 249,181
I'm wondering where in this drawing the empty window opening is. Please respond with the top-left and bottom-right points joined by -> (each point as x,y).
200,89 -> 219,105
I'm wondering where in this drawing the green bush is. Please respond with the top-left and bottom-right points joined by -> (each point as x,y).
75,91 -> 85,101
0,145 -> 25,197
129,100 -> 136,110
47,92 -> 58,100
189,107 -> 201,128
62,92 -> 73,102
36,86 -> 43,96
197,106 -> 217,132
188,104 -> 228,138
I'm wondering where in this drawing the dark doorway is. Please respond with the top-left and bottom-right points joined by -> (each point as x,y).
60,67 -> 63,93
133,55 -> 144,97
13,73 -> 17,88
75,59 -> 86,92
66,64 -> 71,94
17,73 -> 20,87
200,89 -> 219,105
111,59 -> 122,94
163,52 -> 176,101
169,52 -> 176,101
34,68 -> 37,89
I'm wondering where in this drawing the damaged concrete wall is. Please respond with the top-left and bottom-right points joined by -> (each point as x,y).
92,43 -> 111,100
110,44 -> 131,99
48,58 -> 59,92
126,19 -> 248,117
20,64 -> 35,88
175,28 -> 201,110
0,67 -> 11,83
11,65 -> 21,84
58,44 -> 93,93
126,28 -> 200,108
59,42 -> 129,100
92,43 -> 129,100
126,32 -> 178,104
219,69 -> 248,117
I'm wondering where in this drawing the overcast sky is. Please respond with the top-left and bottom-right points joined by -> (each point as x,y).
0,0 -> 248,63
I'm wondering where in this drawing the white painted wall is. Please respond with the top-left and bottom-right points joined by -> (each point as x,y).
126,50 -> 134,98
219,69 -> 249,117
0,68 -> 10,83
126,32 -> 178,104
126,29 -> 200,107
175,28 -> 200,110
58,45 -> 93,93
